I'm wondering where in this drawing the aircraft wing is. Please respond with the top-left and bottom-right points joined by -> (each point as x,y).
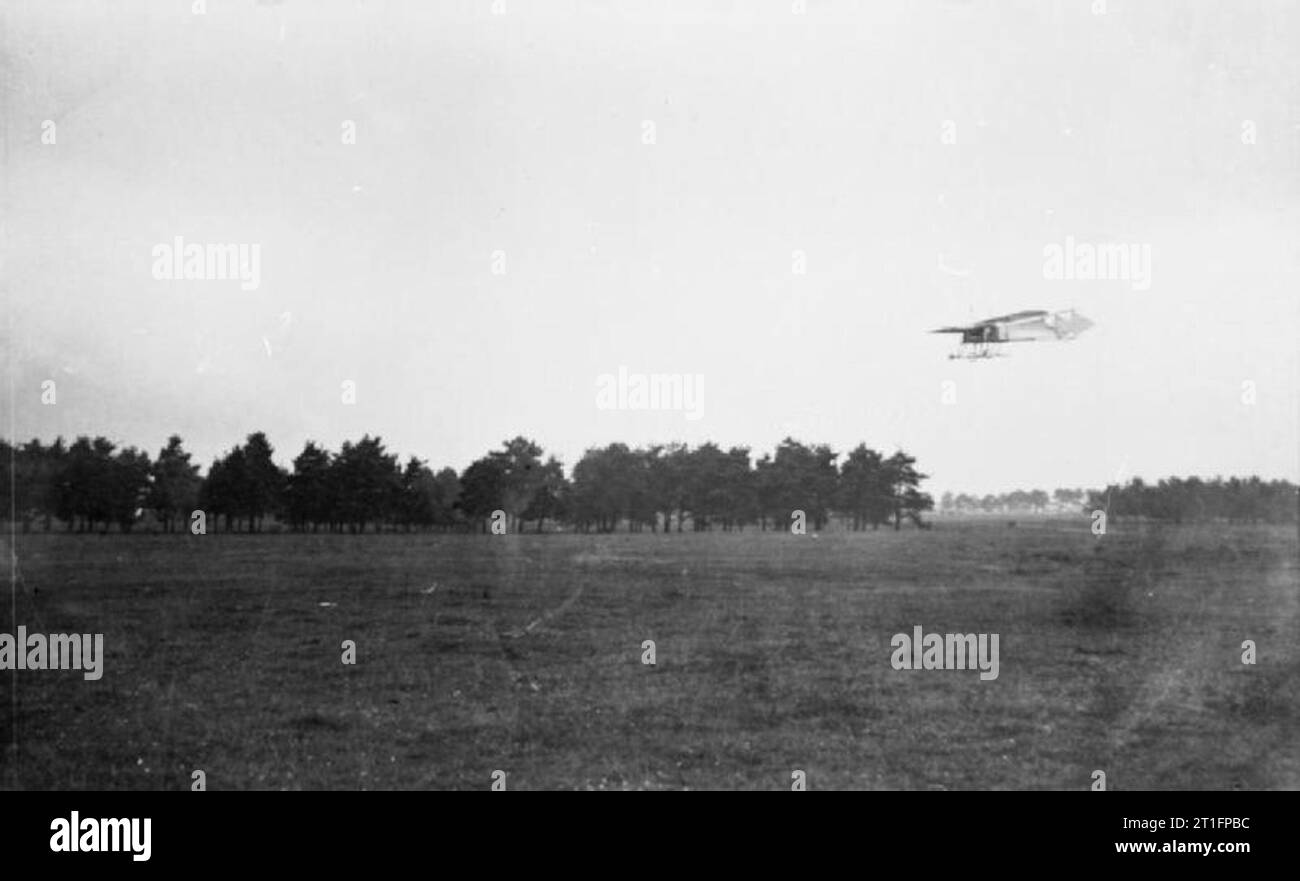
976,310 -> 1049,325
931,308 -> 1093,350
931,311 -> 1047,333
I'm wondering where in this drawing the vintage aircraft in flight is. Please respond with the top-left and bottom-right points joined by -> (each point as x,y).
931,309 -> 1094,359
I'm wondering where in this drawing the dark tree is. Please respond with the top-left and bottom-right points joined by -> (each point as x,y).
149,435 -> 201,533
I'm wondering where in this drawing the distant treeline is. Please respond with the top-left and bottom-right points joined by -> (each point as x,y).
941,480 -> 1297,524
1085,477 -> 1296,524
940,489 -> 1086,514
0,434 -> 934,534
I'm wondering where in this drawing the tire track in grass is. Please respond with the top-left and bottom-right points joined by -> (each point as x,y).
504,580 -> 587,640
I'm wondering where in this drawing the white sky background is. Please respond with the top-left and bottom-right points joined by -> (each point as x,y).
2,0 -> 1297,496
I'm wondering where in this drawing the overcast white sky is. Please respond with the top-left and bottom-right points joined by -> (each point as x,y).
3,0 -> 1297,495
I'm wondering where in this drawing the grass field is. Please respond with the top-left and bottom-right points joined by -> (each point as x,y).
2,518 -> 1297,790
